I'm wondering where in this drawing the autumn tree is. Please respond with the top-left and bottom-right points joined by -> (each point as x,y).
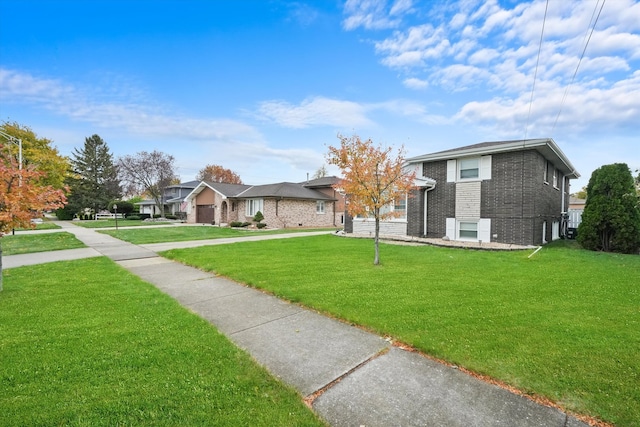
327,134 -> 416,265
577,163 -> 640,254
118,150 -> 177,217
66,134 -> 121,216
196,164 -> 243,184
1,144 -> 66,291
1,121 -> 69,189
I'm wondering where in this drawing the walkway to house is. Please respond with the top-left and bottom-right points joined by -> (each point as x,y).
5,222 -> 589,427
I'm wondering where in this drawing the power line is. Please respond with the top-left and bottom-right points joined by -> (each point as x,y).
523,0 -> 549,142
552,0 -> 607,132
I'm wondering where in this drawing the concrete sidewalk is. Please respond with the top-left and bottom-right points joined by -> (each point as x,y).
6,221 -> 590,427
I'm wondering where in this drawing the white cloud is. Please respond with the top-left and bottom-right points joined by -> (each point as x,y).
403,77 -> 428,89
0,68 -> 263,145
342,0 -> 416,30
257,97 -> 373,129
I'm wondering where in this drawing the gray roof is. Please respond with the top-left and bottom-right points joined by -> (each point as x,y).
302,176 -> 342,188
406,138 -> 579,179
166,180 -> 200,189
204,181 -> 252,197
237,182 -> 335,200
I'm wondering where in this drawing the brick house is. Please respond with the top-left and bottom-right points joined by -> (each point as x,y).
348,139 -> 580,246
184,181 -> 336,228
302,176 -> 346,227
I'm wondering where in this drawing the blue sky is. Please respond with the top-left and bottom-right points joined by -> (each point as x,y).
1,0 -> 638,191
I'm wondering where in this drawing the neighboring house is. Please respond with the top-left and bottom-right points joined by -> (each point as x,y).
302,176 -> 346,227
136,180 -> 199,218
567,196 -> 586,229
347,138 -> 580,246
183,181 -> 336,227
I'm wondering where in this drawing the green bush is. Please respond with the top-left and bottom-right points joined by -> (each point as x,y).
230,221 -> 244,227
242,222 -> 251,227
256,223 -> 267,229
126,215 -> 141,221
253,211 -> 264,223
165,215 -> 177,220
108,200 -> 134,215
55,206 -> 75,220
153,214 -> 162,219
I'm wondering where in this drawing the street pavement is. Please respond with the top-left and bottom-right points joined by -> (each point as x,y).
4,221 -> 591,427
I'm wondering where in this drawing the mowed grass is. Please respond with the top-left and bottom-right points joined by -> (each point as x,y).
0,258 -> 325,427
1,232 -> 86,255
162,236 -> 640,426
72,219 -> 173,228
100,225 -> 336,245
16,222 -> 61,231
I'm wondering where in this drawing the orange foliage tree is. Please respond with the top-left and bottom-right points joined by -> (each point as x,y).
0,145 -> 67,291
196,164 -> 243,184
327,134 -> 416,265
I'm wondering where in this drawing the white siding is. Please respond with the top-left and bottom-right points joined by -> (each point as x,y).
352,219 -> 407,236
455,181 -> 481,219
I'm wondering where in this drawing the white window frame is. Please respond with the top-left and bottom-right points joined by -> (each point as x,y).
245,198 -> 263,217
552,167 -> 558,188
316,200 -> 325,214
459,157 -> 480,180
458,221 -> 478,240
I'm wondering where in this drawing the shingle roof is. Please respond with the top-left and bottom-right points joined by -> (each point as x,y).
406,138 -> 579,178
204,182 -> 252,197
237,182 -> 334,200
301,176 -> 341,188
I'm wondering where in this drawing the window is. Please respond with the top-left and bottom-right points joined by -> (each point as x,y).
459,222 -> 478,239
552,168 -> 558,188
245,199 -> 263,216
393,196 -> 407,219
459,158 -> 479,179
316,200 -> 325,214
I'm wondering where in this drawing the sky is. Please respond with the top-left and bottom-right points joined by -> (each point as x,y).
1,0 -> 638,191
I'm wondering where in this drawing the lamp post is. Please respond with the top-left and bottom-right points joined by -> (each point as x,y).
1,130 -> 24,235
113,204 -> 118,230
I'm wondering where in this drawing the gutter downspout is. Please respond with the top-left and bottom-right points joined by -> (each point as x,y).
423,184 -> 436,236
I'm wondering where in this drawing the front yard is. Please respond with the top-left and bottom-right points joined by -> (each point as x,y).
161,236 -> 640,426
0,258 -> 325,426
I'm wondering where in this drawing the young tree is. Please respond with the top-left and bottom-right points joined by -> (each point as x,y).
118,150 -> 177,217
196,164 -> 243,184
1,121 -> 70,189
1,145 -> 66,291
577,163 -> 640,254
66,135 -> 121,216
312,165 -> 328,180
327,134 -> 416,265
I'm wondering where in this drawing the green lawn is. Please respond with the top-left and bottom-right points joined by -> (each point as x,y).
162,236 -> 640,426
1,232 -> 86,255
100,225 -> 337,244
0,258 -> 325,427
16,222 -> 61,231
72,219 -> 173,228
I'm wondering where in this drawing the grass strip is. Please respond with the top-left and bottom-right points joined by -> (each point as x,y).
161,235 -> 640,426
72,219 -> 173,228
100,226 -> 336,244
1,232 -> 86,255
0,258 -> 326,427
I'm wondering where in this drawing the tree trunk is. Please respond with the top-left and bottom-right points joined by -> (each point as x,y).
374,211 -> 380,265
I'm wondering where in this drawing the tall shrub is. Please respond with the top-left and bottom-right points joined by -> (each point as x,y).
578,163 -> 640,254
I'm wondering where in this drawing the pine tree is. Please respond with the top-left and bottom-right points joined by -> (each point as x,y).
577,163 -> 640,254
67,135 -> 121,216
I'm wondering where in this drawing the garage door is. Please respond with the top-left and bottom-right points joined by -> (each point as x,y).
196,205 -> 214,224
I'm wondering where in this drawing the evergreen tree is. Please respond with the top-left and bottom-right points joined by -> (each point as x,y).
67,135 -> 121,215
577,163 -> 640,254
